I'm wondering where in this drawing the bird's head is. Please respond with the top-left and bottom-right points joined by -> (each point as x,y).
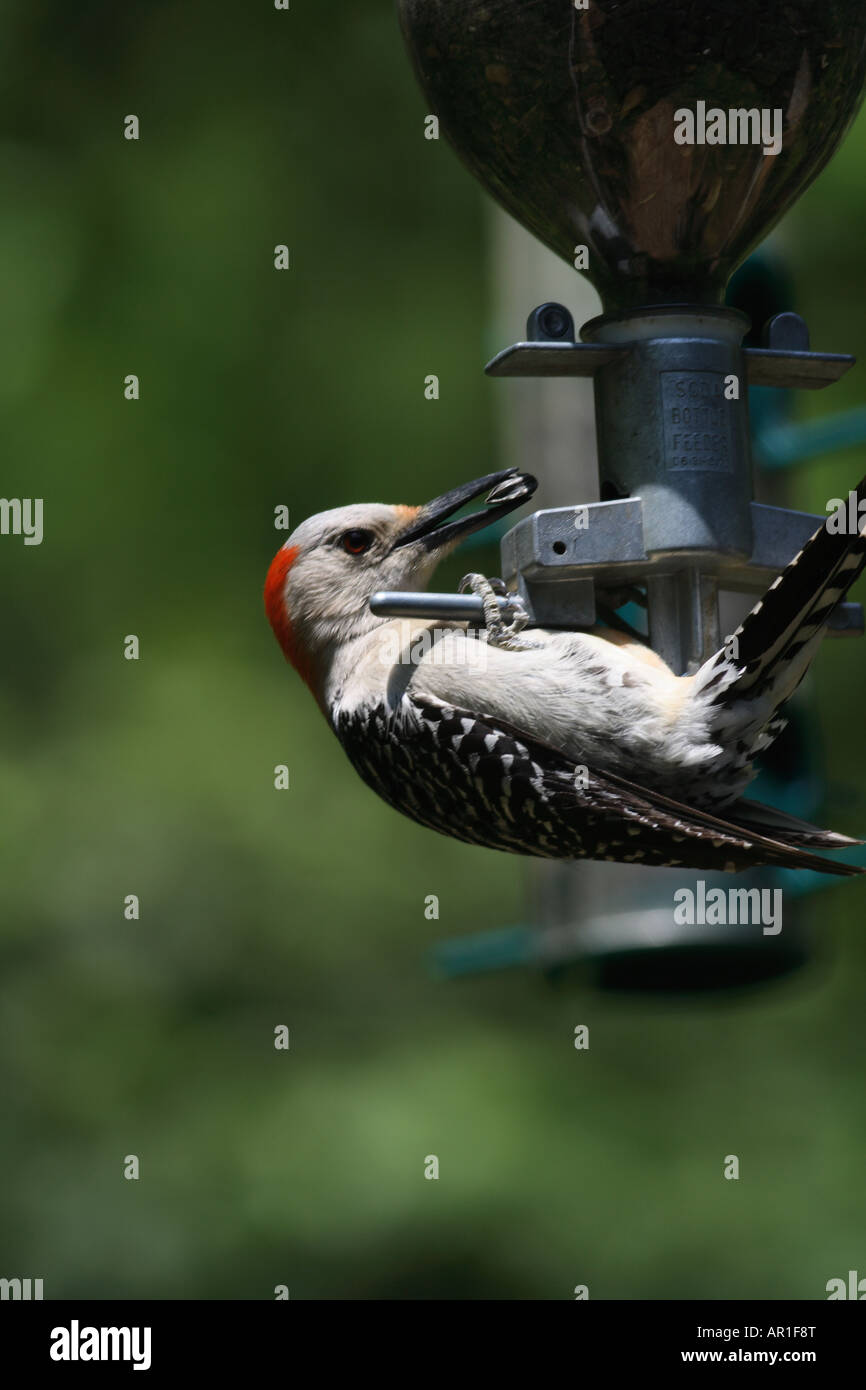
264,468 -> 536,694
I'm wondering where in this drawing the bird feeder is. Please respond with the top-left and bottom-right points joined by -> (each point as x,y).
381,0 -> 866,989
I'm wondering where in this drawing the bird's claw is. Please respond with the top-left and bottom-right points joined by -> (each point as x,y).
459,573 -> 536,649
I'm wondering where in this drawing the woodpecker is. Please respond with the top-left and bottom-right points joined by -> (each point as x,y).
265,468 -> 866,877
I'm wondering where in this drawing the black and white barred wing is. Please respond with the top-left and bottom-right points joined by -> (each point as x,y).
334,694 -> 861,876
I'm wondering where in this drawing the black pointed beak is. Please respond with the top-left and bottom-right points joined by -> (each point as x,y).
391,468 -> 537,552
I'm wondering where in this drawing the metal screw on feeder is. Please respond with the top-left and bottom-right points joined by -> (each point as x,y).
527,303 -> 576,345
384,0 -> 866,989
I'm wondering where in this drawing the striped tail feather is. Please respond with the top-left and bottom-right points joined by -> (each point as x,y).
703,472 -> 866,714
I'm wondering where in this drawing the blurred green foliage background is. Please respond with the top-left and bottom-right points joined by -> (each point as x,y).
1,0 -> 865,1299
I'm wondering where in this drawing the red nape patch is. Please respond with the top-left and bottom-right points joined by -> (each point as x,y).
263,545 -> 316,691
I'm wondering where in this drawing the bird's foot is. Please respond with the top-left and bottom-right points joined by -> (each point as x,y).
459,573 -> 537,650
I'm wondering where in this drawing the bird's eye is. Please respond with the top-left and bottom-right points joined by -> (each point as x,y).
340,528 -> 375,556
